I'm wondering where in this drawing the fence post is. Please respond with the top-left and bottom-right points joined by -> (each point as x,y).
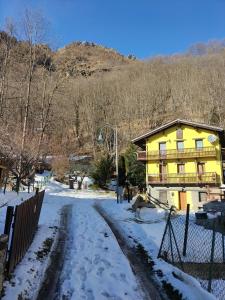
6,206 -> 18,275
222,234 -> 225,264
35,187 -> 39,195
158,207 -> 173,258
169,221 -> 175,264
4,206 -> 14,236
183,204 -> 190,256
170,220 -> 184,271
127,186 -> 130,203
208,220 -> 216,292
3,177 -> 8,194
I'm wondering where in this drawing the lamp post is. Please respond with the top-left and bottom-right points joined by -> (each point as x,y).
97,124 -> 119,203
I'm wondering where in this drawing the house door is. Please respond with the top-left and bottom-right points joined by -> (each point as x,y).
179,191 -> 187,210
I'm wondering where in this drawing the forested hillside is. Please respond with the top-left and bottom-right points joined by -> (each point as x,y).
1,14 -> 225,164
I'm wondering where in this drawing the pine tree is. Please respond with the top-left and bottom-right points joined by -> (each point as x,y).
124,144 -> 146,188
91,154 -> 114,188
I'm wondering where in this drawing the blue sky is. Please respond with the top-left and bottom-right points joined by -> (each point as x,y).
0,0 -> 225,58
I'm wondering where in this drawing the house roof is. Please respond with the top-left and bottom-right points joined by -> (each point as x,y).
132,119 -> 224,145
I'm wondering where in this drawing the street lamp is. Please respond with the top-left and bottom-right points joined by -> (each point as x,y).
97,124 -> 119,203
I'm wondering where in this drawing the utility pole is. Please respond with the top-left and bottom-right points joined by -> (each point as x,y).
115,126 -> 119,203
98,124 -> 119,203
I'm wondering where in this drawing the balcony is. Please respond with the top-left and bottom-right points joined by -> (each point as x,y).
137,147 -> 217,161
148,172 -> 218,185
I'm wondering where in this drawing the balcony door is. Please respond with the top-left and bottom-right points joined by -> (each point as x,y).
177,163 -> 185,174
177,163 -> 185,183
197,162 -> 205,182
159,163 -> 167,182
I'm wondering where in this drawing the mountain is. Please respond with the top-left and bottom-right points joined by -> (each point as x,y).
53,41 -> 136,77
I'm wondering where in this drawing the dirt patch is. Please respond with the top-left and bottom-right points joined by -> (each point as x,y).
35,237 -> 54,261
177,262 -> 225,280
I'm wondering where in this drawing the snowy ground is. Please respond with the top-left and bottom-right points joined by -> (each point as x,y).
99,202 -> 216,300
0,172 -> 51,234
1,179 -> 216,300
58,203 -> 143,299
2,180 -> 143,300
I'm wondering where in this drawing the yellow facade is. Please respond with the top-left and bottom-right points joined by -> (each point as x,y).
146,125 -> 222,182
145,124 -> 223,210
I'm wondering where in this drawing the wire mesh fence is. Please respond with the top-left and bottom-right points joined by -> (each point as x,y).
158,206 -> 225,300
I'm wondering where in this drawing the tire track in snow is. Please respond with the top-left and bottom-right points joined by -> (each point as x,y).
36,204 -> 72,300
94,204 -> 163,300
59,201 -> 144,300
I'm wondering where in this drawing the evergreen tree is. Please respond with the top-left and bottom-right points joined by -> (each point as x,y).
91,154 -> 114,188
124,144 -> 146,188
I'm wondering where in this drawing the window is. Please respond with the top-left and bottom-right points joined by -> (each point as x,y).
195,139 -> 203,149
199,192 -> 207,203
176,128 -> 183,139
159,142 -> 166,152
177,141 -> 184,151
159,142 -> 166,157
177,163 -> 185,174
159,191 -> 168,204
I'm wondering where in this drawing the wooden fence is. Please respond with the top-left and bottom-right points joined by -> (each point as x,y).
4,190 -> 45,274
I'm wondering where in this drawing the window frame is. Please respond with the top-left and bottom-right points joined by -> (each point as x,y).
177,163 -> 185,174
199,192 -> 207,203
195,139 -> 203,149
177,140 -> 184,151
176,128 -> 183,139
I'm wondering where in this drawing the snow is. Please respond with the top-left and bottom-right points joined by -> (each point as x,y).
0,171 -> 51,233
1,179 -> 217,300
99,201 -> 216,300
59,203 -> 143,299
2,180 -> 142,300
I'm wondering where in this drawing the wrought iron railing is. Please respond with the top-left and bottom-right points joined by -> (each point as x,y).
148,172 -> 218,184
137,147 -> 217,161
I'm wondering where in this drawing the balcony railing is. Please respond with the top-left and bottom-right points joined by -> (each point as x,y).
148,172 -> 218,185
137,147 -> 217,161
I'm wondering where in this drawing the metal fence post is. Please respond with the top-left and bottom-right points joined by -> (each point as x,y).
222,234 -> 225,264
183,204 -> 190,256
158,207 -> 173,258
208,220 -> 216,293
169,221 -> 175,264
170,220 -> 184,271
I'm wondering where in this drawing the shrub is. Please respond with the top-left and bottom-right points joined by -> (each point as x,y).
91,154 -> 114,188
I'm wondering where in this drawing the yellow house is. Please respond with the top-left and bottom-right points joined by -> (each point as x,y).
132,119 -> 225,210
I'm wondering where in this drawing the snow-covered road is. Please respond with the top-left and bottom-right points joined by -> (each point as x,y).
57,202 -> 144,299
3,180 -> 146,300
